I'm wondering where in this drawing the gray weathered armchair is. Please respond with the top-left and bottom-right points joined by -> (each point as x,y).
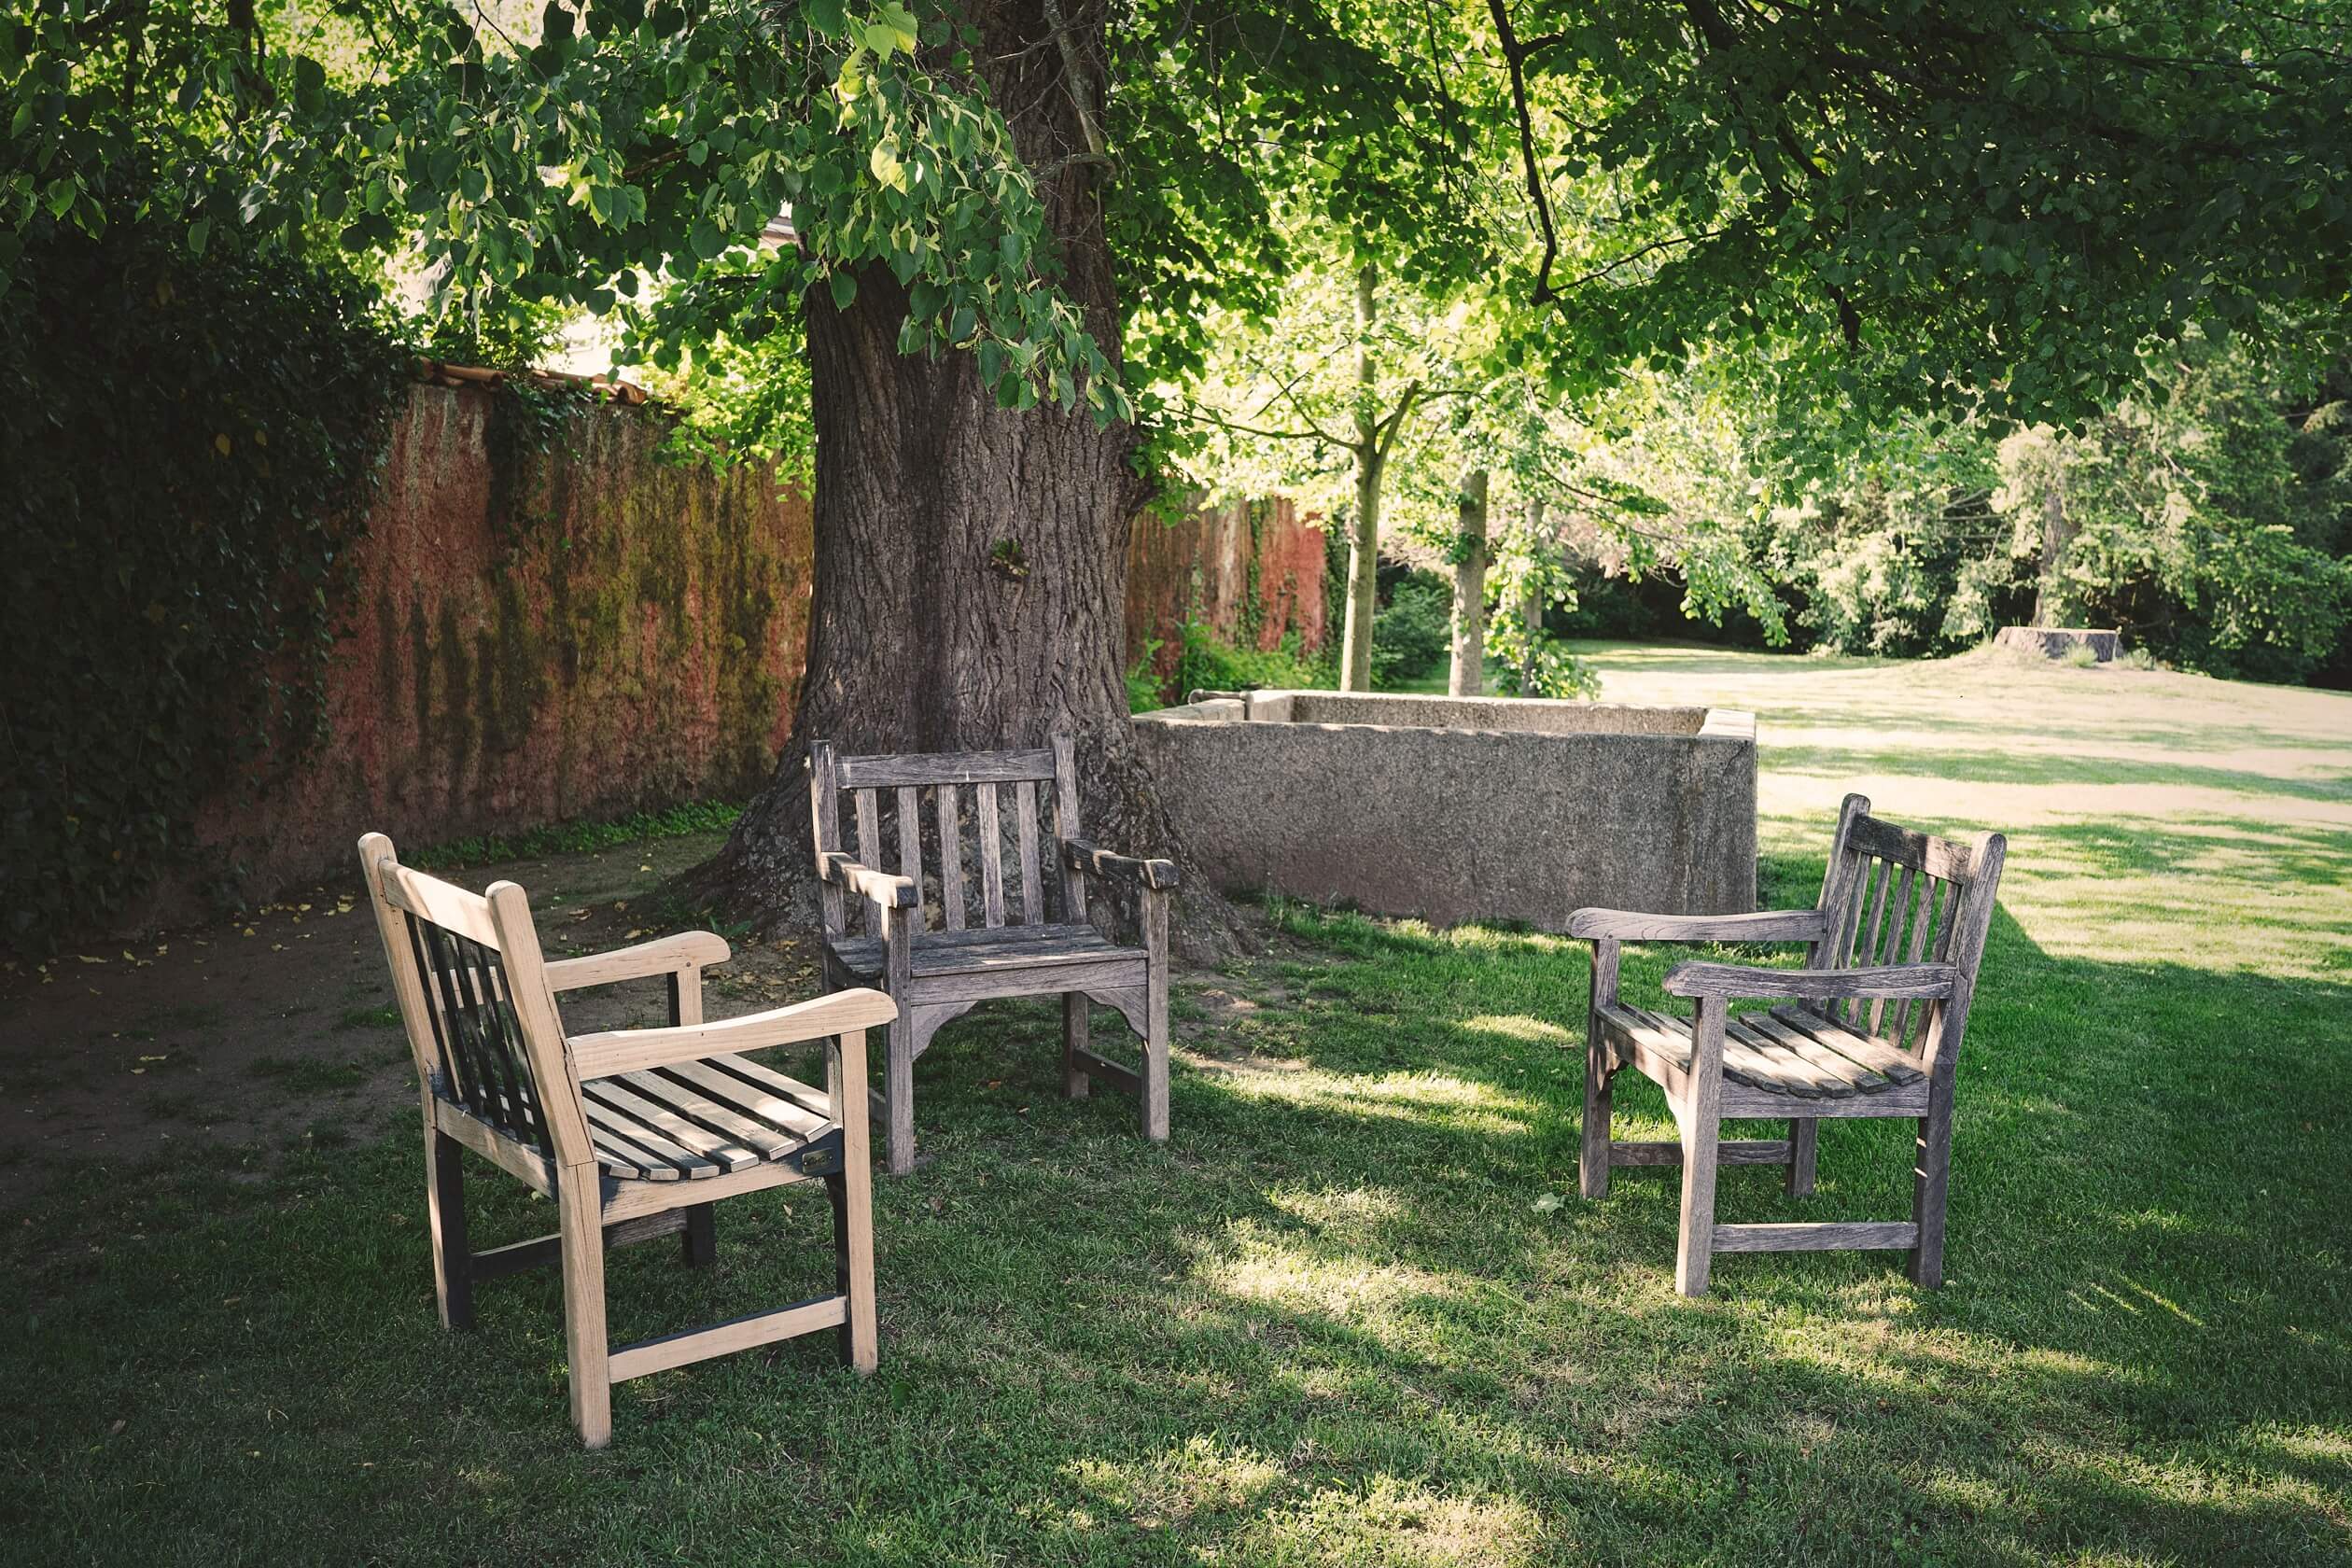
811,735 -> 1177,1174
1572,794 -> 2006,1295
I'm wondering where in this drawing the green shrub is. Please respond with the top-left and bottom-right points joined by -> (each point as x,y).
1126,637 -> 1168,713
1371,575 -> 1451,687
2062,641 -> 2102,668
1170,620 -> 1321,699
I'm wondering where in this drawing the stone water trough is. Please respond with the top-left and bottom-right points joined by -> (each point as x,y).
1132,690 -> 1757,931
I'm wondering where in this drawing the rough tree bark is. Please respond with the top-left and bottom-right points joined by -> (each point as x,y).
697,0 -> 1178,929
1448,467 -> 1489,695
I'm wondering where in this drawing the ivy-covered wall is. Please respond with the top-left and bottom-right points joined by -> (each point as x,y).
187,383 -> 812,908
1127,496 -> 1328,679
179,393 -> 1316,914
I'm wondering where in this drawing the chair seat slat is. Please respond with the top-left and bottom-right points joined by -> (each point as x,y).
663,1056 -> 833,1140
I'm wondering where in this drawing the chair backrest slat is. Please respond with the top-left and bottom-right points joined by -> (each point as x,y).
976,782 -> 1006,927
1866,864 -> 1917,1032
854,789 -> 881,899
935,783 -> 968,930
1052,733 -> 1088,922
896,786 -> 924,922
1015,780 -> 1043,924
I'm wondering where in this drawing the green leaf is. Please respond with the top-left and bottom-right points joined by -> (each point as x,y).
829,270 -> 858,311
188,218 -> 211,255
869,141 -> 905,192
690,218 -> 722,259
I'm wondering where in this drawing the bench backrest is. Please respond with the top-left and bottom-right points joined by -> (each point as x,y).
357,833 -> 593,1169
1811,794 -> 2007,1063
809,735 -> 1085,938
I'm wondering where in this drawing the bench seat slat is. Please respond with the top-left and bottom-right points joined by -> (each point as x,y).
584,1052 -> 836,1181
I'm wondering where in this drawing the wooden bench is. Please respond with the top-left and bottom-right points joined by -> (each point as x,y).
811,735 -> 1177,1174
1571,794 -> 2007,1295
358,832 -> 892,1448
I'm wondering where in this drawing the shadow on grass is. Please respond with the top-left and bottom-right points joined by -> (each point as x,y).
5,862 -> 2348,1564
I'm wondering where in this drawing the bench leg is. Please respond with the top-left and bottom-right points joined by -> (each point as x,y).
1141,963 -> 1169,1145
559,1169 -> 611,1449
1674,1115 -> 1720,1297
828,1170 -> 879,1373
681,1202 -> 717,1268
1908,1089 -> 1955,1288
1785,1118 -> 1819,1197
1579,1031 -> 1614,1200
883,1013 -> 917,1176
424,1115 -> 473,1332
1061,993 -> 1091,1100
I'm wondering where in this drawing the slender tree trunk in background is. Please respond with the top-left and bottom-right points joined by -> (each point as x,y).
1448,467 -> 1489,696
1519,497 -> 1546,694
700,0 -> 1174,926
1339,263 -> 1380,693
2033,468 -> 2074,627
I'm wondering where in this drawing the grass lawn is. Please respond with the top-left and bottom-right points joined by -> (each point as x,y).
7,643 -> 2350,1564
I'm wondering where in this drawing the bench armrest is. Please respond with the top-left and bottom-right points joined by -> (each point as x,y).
568,987 -> 900,1081
1659,961 -> 1958,1002
818,851 -> 919,909
543,931 -> 732,992
1060,837 -> 1180,892
1566,908 -> 1828,943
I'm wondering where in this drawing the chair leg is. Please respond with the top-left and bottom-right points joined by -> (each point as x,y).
1579,1031 -> 1613,1199
1674,1112 -> 1720,1297
829,1169 -> 879,1373
1785,1117 -> 1819,1197
1061,992 -> 1091,1100
883,1013 -> 917,1176
423,1118 -> 473,1331
1141,967 -> 1169,1145
681,1202 -> 717,1267
558,1169 -> 611,1449
1908,1090 -> 1955,1288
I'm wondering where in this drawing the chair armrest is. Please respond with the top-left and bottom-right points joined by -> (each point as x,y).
1060,837 -> 1180,891
1565,908 -> 1829,943
569,987 -> 901,1081
543,931 -> 732,992
818,851 -> 919,909
1660,961 -> 1957,1002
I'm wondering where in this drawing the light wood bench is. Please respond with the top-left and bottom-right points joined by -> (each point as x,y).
358,832 -> 893,1448
811,735 -> 1177,1174
1572,794 -> 2007,1295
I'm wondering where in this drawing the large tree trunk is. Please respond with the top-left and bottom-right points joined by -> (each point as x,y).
1338,263 -> 1380,693
698,0 -> 1176,928
1448,467 -> 1489,695
1518,497 -> 1546,694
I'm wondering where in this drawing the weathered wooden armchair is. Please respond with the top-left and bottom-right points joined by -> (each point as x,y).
811,735 -> 1177,1174
358,832 -> 893,1448
1571,795 -> 2006,1295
